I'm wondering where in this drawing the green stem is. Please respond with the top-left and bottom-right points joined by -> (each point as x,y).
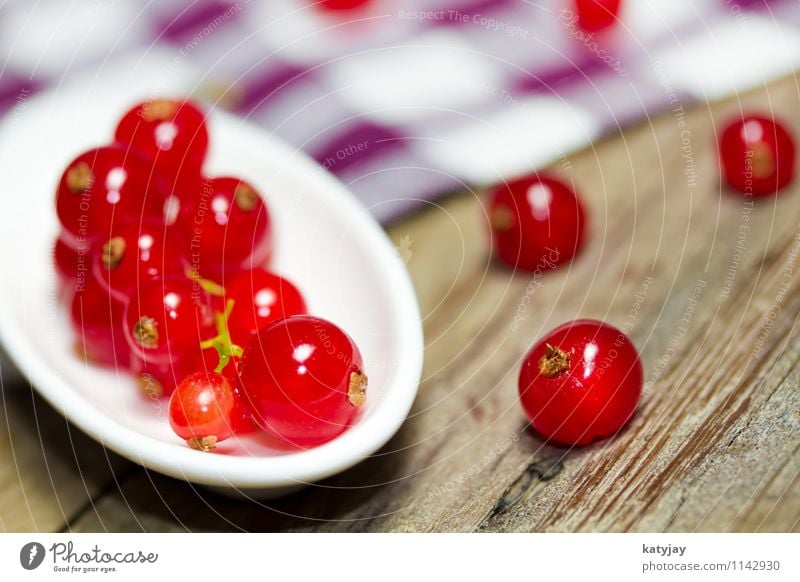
185,266 -> 226,297
201,299 -> 244,374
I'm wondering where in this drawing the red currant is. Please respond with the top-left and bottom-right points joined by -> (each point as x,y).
224,268 -> 307,347
56,146 -> 165,246
315,0 -> 372,11
92,219 -> 185,302
161,171 -> 205,226
200,351 -> 256,434
55,235 -> 80,281
489,174 -> 585,271
54,234 -> 92,289
239,315 -> 367,447
69,273 -> 129,369
132,350 -> 201,399
229,381 -> 257,435
573,0 -> 621,32
719,115 -> 796,197
518,320 -> 642,446
169,371 -> 235,451
177,177 -> 272,280
114,99 -> 208,186
123,276 -> 216,365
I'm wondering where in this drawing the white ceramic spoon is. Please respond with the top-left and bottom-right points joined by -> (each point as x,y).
0,85 -> 423,498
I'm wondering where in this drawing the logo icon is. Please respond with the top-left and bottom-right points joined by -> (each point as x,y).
19,542 -> 45,570
396,234 -> 413,264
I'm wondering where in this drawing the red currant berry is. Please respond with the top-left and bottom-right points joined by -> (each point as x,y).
161,171 -> 205,226
55,236 -> 80,281
315,0 -> 372,11
239,315 -> 367,447
518,320 -> 642,446
573,0 -> 621,32
92,219 -> 185,302
114,99 -> 208,186
489,174 -> 585,271
178,177 -> 272,280
200,351 -> 256,434
224,268 -> 307,347
230,382 -> 257,435
69,273 -> 130,369
169,371 -> 235,451
54,234 -> 91,285
123,276 -> 216,364
719,115 -> 796,197
56,146 -> 165,246
132,348 -> 204,399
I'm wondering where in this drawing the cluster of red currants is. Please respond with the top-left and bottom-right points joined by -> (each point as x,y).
489,114 -> 796,447
55,98 -> 367,452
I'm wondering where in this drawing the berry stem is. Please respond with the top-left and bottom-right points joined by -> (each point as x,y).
348,371 -> 368,406
539,344 -> 570,378
185,266 -> 226,297
200,299 -> 244,374
491,205 -> 513,232
187,435 -> 218,452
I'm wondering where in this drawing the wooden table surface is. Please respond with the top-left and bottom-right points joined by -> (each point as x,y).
2,75 -> 799,533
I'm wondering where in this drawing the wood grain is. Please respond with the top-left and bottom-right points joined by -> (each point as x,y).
1,74 -> 799,532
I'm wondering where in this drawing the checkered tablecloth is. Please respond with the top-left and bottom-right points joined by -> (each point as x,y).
2,0 -> 799,222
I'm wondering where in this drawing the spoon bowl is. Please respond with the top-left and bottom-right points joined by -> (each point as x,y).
0,85 -> 423,498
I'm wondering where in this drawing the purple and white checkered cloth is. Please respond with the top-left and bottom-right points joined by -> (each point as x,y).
2,0 -> 799,222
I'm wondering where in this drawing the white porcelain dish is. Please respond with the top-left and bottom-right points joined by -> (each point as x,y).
0,86 -> 423,498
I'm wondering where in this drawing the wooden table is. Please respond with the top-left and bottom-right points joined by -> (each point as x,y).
2,75 -> 799,533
